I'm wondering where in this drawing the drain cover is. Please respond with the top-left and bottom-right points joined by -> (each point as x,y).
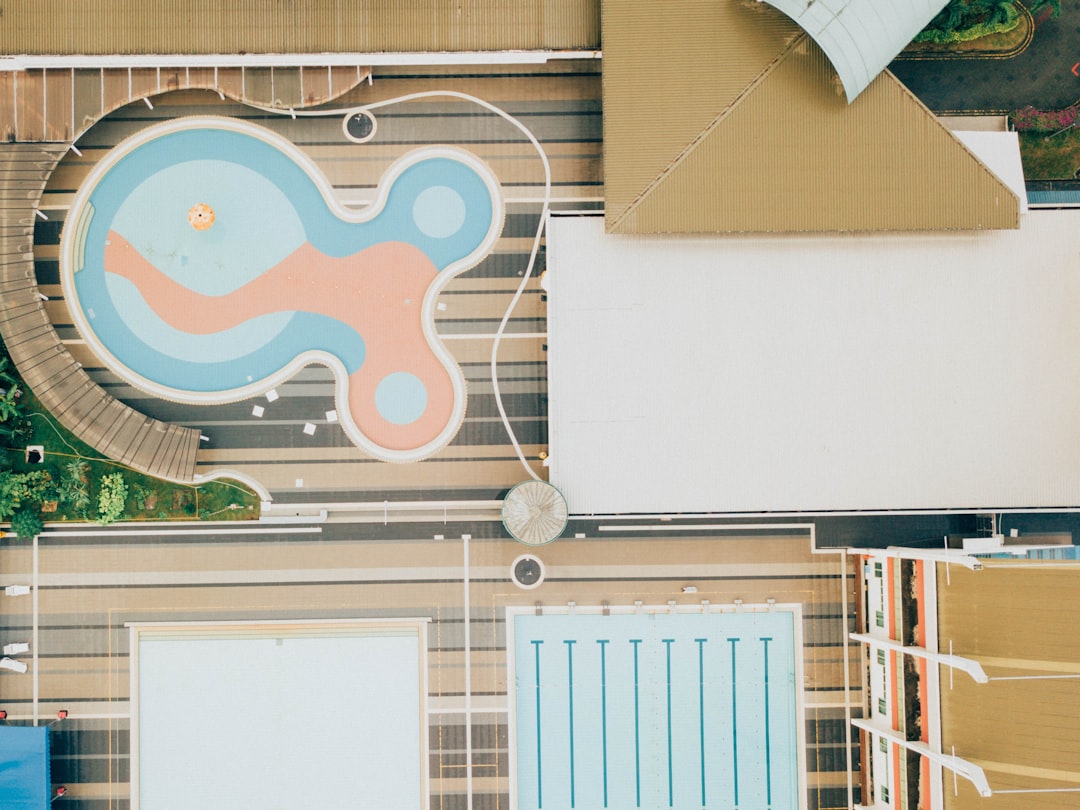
511,554 -> 545,589
501,480 -> 568,546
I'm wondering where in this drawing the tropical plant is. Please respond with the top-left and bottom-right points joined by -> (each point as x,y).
57,461 -> 91,511
0,386 -> 22,423
131,484 -> 153,512
0,357 -> 20,389
0,469 -> 53,519
10,506 -> 43,540
915,0 -> 1020,43
1028,0 -> 1061,18
97,472 -> 128,525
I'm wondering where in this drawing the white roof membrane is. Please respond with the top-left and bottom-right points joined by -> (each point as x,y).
547,214 -> 1080,515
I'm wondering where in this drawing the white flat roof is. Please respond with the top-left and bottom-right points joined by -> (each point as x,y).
953,130 -> 1028,214
132,621 -> 426,810
547,214 -> 1080,515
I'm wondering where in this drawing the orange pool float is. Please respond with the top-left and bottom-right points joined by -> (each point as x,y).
188,203 -> 215,230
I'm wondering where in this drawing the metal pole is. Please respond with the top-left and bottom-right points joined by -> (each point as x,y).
463,533 -> 473,810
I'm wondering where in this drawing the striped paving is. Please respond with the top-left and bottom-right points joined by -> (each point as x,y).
0,522 -> 859,810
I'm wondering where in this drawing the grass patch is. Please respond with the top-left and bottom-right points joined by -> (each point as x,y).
3,386 -> 260,524
1018,129 -> 1080,180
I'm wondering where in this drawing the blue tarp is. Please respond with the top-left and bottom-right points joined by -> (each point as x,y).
0,726 -> 50,810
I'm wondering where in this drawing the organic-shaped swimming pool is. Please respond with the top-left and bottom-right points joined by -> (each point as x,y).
61,117 -> 502,461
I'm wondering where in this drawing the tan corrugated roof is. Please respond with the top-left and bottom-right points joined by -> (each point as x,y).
0,0 -> 600,55
937,564 -> 1080,809
603,0 -> 1020,233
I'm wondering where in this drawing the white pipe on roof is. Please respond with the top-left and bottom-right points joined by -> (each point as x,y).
0,51 -> 601,71
852,718 -> 993,797
850,632 -> 989,684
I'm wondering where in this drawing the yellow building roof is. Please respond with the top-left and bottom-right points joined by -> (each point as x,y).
0,0 -> 600,56
602,0 -> 1020,234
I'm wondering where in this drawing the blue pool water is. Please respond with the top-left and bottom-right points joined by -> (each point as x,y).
68,122 -> 496,394
514,611 -> 798,810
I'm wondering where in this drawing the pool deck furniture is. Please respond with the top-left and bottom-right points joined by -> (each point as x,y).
0,656 -> 28,673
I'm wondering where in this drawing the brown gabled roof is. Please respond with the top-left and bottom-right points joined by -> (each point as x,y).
602,0 -> 1020,234
0,0 -> 600,56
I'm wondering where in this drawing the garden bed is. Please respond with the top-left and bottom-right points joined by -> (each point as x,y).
0,347 -> 259,535
1013,103 -> 1080,180
897,0 -> 1043,59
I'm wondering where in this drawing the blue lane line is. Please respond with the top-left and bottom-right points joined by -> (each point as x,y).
696,638 -> 707,807
598,640 -> 610,808
729,637 -> 741,809
631,639 -> 642,807
531,640 -> 544,809
761,637 -> 773,809
565,640 -> 577,808
662,639 -> 675,807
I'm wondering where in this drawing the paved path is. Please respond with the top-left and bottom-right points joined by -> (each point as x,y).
889,0 -> 1080,113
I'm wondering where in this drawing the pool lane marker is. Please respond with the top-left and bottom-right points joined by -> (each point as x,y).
761,636 -> 773,809
631,638 -> 642,808
564,640 -> 577,808
598,639 -> 610,808
663,638 -> 675,807
531,639 -> 544,808
696,638 -> 707,808
729,637 -> 741,809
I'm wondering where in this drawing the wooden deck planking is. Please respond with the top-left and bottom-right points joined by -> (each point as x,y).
130,68 -> 160,101
14,69 -> 47,143
43,69 -> 74,142
72,70 -> 105,135
0,71 -> 16,143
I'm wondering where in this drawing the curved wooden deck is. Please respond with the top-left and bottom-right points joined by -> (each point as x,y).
0,142 -> 201,481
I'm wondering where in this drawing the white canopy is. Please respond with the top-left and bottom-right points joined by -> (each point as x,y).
762,0 -> 949,102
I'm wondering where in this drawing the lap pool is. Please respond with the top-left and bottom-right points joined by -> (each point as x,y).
510,607 -> 803,810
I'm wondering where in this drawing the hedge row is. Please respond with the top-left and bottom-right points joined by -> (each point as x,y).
913,9 -> 1019,45
1012,104 -> 1080,133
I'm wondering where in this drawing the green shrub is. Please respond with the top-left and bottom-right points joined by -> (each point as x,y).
97,472 -> 128,525
0,469 -> 54,518
58,460 -> 91,513
915,0 -> 1019,43
11,506 -> 43,540
131,484 -> 152,512
1028,0 -> 1060,18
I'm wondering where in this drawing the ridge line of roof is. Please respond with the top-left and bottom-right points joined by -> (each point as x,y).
607,30 -> 809,233
880,68 -> 1021,217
